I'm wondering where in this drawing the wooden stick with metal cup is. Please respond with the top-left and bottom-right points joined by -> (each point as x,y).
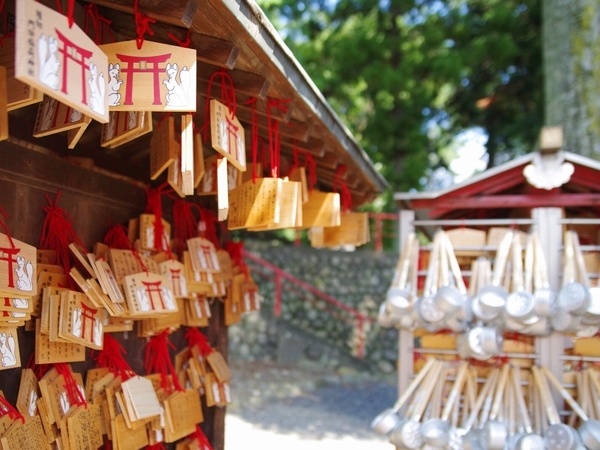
506,233 -> 538,325
586,369 -> 600,421
459,369 -> 491,450
389,361 -> 445,449
542,365 -> 600,450
572,231 -> 600,326
371,357 -> 438,435
420,361 -> 469,447
532,365 -> 581,450
512,366 -> 545,450
531,232 -> 555,318
482,363 -> 510,450
475,230 -> 513,319
417,231 -> 446,327
385,232 -> 417,316
435,231 -> 468,315
557,230 -> 590,317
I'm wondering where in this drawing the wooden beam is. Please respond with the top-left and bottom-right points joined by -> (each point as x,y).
412,193 -> 600,214
99,8 -> 239,69
84,0 -> 200,28
196,64 -> 269,99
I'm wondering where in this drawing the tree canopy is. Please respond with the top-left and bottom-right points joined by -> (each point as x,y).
258,0 -> 543,207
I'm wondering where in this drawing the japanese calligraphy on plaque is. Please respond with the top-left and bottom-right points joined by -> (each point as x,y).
100,40 -> 197,112
0,38 -> 43,111
15,0 -> 110,123
210,99 -> 246,171
227,178 -> 283,230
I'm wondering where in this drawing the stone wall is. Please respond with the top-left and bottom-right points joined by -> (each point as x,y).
228,239 -> 400,373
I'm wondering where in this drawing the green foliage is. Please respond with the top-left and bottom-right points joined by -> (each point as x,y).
258,0 -> 543,203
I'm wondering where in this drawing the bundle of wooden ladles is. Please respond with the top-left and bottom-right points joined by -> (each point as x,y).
379,229 -> 600,360
372,358 -> 600,450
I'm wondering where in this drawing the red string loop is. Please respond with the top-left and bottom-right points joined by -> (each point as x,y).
184,327 -> 213,356
190,425 -> 214,450
244,97 -> 260,183
305,154 -> 317,191
144,330 -> 184,393
0,207 -> 15,249
200,69 -> 237,141
333,165 -> 352,212
172,199 -> 201,249
266,98 -> 291,178
225,241 -> 249,279
39,192 -> 87,285
55,362 -> 87,408
133,0 -> 155,49
167,30 -> 191,48
0,394 -> 25,424
91,334 -> 135,381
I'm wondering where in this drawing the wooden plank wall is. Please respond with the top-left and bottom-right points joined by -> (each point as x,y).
0,141 -> 228,449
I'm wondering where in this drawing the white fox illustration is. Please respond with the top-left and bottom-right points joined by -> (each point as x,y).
107,63 -> 123,106
38,34 -> 60,90
163,63 -> 191,107
15,256 -> 33,291
88,63 -> 106,115
0,332 -> 16,367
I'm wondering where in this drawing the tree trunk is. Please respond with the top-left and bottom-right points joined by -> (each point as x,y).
543,0 -> 600,158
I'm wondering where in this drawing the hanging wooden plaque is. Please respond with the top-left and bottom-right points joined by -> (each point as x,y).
0,296 -> 34,314
150,115 -> 178,180
15,0 -> 109,123
322,212 -> 370,247
248,180 -> 300,231
217,156 -> 229,221
16,368 -> 39,417
298,190 -> 341,228
100,40 -> 197,111
0,233 -> 37,297
122,272 -> 177,316
0,327 -> 19,370
187,238 -> 221,274
209,99 -> 246,171
196,154 -> 241,196
0,66 -> 7,141
184,294 -> 210,327
58,290 -> 104,350
0,38 -> 43,110
288,166 -> 309,203
120,376 -> 162,420
163,390 -> 203,443
227,177 -> 283,230
159,260 -> 188,299
181,113 -> 195,195
32,96 -> 90,145
139,214 -> 172,253
0,416 -> 50,450
168,153 -> 186,198
101,110 -> 152,148
66,403 -> 103,450
194,133 -> 205,188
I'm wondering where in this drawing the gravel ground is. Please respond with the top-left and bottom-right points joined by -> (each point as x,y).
225,360 -> 397,449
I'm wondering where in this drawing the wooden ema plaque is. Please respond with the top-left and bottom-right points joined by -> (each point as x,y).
289,166 -> 309,203
159,260 -> 188,299
122,272 -> 177,316
66,403 -> 103,450
187,238 -> 221,274
194,133 -> 205,188
0,66 -> 7,141
16,368 -> 39,417
101,110 -> 152,148
94,259 -> 125,304
0,233 -> 37,298
100,40 -> 197,112
120,376 -> 162,421
181,113 -> 195,195
58,290 -> 104,350
224,286 -> 241,326
0,37 -> 43,110
0,327 -> 20,370
0,296 -> 34,314
163,390 -> 203,443
321,212 -> 371,247
197,154 -> 241,196
298,190 -> 341,228
168,150 -> 186,198
15,0 -> 109,123
108,249 -> 159,285
139,214 -> 172,252
0,415 -> 51,450
206,351 -> 231,383
210,99 -> 246,172
204,373 -> 231,407
32,96 -> 91,146
227,177 -> 283,230
240,278 -> 261,313
183,252 -> 212,295
249,180 -> 301,231
150,115 -> 178,180
185,294 -> 210,327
